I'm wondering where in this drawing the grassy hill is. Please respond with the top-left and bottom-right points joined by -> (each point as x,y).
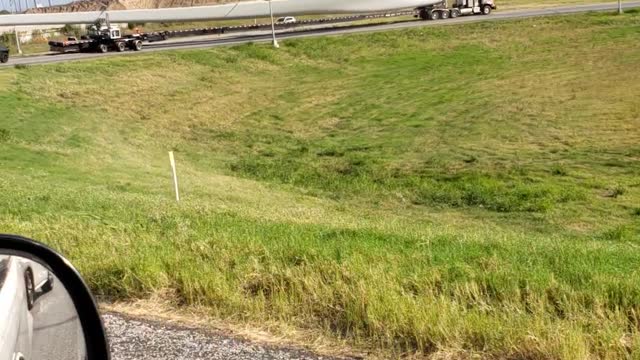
1,10 -> 640,359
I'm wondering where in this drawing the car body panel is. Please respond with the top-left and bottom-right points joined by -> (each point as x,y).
0,256 -> 33,360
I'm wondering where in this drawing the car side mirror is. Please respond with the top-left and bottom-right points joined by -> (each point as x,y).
0,234 -> 110,360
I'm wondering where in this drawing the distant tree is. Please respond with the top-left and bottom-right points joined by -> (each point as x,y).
127,22 -> 145,30
0,32 -> 16,52
60,23 -> 81,37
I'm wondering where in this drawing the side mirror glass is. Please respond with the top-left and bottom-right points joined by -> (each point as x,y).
0,234 -> 110,360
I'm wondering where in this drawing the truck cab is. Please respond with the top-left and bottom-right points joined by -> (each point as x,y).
453,0 -> 496,15
418,0 -> 496,20
87,25 -> 122,40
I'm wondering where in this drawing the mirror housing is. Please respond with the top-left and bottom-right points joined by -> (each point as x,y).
0,234 -> 110,360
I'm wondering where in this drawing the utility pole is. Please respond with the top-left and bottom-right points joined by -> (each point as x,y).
618,0 -> 623,14
14,28 -> 23,55
267,0 -> 279,48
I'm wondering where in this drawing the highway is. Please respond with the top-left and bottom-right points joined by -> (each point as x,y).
1,1 -> 638,68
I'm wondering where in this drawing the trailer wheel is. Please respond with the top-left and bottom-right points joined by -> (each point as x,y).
430,10 -> 440,20
98,44 -> 108,53
482,5 -> 492,14
116,41 -> 126,52
0,53 -> 8,63
133,40 -> 143,51
441,10 -> 450,19
451,9 -> 460,18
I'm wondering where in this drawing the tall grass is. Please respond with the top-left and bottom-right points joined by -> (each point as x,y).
1,11 -> 640,358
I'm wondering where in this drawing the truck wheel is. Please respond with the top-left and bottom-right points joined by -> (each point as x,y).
0,53 -> 8,63
451,9 -> 460,18
116,42 -> 126,52
419,8 -> 429,20
441,10 -> 450,19
482,5 -> 492,14
430,11 -> 440,20
133,40 -> 143,51
98,44 -> 108,53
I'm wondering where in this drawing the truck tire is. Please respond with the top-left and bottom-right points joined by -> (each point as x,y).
451,9 -> 460,17
98,43 -> 108,53
430,10 -> 440,20
0,53 -> 8,63
482,5 -> 492,14
133,40 -> 143,51
116,41 -> 126,52
441,10 -> 450,19
419,8 -> 429,20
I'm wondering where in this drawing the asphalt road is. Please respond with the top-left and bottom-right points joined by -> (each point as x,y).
1,1 -> 638,68
104,313 -> 351,360
30,272 -> 86,360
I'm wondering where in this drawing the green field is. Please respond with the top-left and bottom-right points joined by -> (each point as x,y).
2,10 -> 640,359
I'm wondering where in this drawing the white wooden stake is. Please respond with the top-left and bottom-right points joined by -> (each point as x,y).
169,151 -> 180,202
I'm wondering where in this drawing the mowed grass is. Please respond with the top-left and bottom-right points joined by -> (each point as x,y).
1,10 -> 640,358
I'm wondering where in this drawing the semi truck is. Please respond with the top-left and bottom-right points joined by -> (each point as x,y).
48,25 -> 149,53
417,0 -> 496,20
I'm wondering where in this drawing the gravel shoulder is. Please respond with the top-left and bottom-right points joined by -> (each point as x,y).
104,313 -> 356,360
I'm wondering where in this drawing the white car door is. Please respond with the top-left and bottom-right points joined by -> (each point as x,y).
0,256 -> 33,360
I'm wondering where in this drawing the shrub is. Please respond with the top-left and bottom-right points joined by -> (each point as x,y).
551,165 -> 568,176
60,24 -> 81,37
